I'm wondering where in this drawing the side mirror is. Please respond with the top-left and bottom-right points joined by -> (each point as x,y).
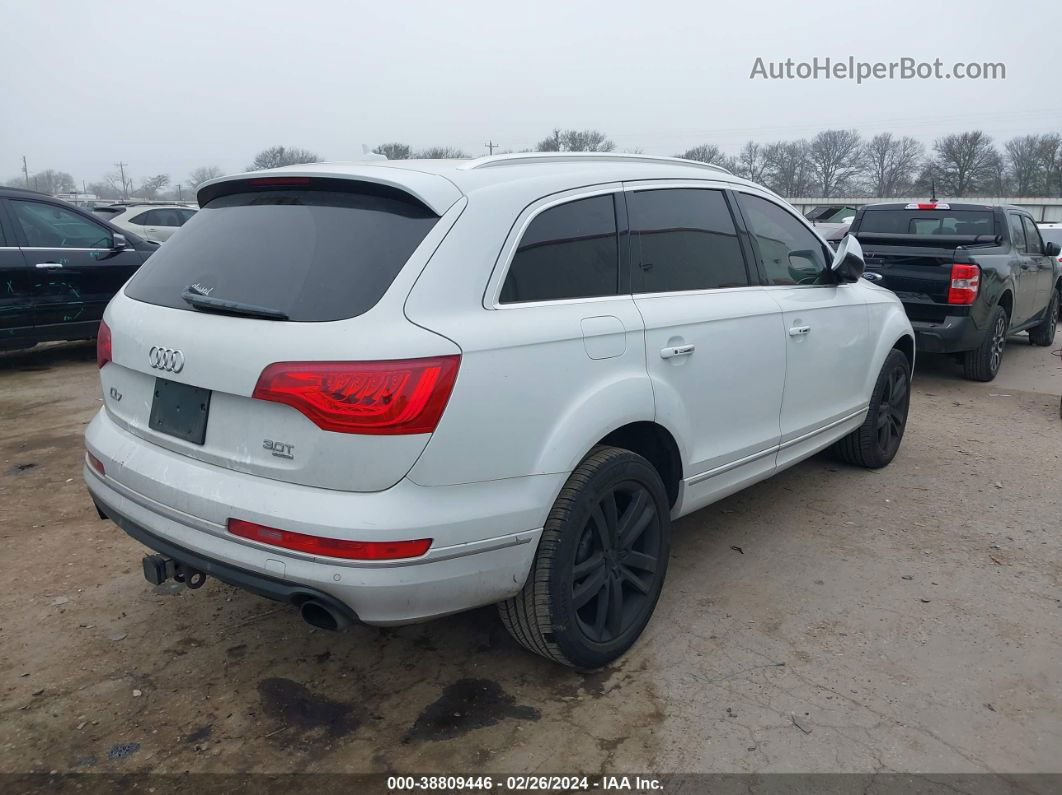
831,235 -> 865,283
1045,241 -> 1061,257
112,233 -> 129,250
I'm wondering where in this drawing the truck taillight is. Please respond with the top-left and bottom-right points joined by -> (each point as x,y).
227,519 -> 431,560
96,320 -> 112,368
252,355 -> 460,435
948,264 -> 980,305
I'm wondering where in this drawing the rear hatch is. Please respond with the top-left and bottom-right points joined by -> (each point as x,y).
854,205 -> 1000,323
100,176 -> 462,492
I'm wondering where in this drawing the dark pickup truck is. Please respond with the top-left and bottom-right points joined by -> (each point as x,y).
849,202 -> 1061,381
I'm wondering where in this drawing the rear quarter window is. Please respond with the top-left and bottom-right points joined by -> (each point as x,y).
124,186 -> 439,322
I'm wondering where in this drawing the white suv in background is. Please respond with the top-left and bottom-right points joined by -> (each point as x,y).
84,154 -> 914,668
93,203 -> 197,243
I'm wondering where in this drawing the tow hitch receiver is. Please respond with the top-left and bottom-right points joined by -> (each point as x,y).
142,554 -> 207,589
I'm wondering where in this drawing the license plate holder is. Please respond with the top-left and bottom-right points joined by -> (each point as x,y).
148,378 -> 211,445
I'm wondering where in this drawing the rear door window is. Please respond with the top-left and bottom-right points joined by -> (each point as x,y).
124,185 -> 439,322
1008,214 -> 1027,253
629,188 -> 749,292
499,194 -> 619,303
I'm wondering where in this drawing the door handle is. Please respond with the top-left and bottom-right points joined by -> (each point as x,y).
660,344 -> 695,359
788,325 -> 811,337
35,262 -> 63,269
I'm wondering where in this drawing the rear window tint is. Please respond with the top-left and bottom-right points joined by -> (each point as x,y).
500,195 -> 618,304
124,187 -> 438,322
860,209 -> 995,236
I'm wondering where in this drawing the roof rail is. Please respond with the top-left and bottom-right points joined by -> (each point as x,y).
461,152 -> 733,175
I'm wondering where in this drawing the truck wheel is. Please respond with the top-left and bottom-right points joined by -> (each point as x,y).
1028,290 -> 1059,347
498,446 -> 671,669
962,306 -> 1008,382
831,348 -> 911,469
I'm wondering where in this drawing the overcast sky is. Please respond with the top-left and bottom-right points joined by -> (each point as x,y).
2,0 -> 1060,188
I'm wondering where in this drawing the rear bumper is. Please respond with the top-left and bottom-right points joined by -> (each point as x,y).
909,314 -> 984,354
84,409 -> 555,624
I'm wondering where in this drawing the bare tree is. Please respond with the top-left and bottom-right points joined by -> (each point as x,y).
1042,134 -> 1062,197
864,133 -> 924,197
26,169 -> 76,194
1004,135 -> 1057,196
138,174 -> 170,199
930,131 -> 998,196
187,166 -> 223,191
763,140 -> 812,197
413,146 -> 467,159
535,128 -> 614,153
734,142 -> 769,184
806,129 -> 864,197
247,145 -> 320,171
86,180 -> 121,200
373,143 -> 412,160
677,144 -> 725,164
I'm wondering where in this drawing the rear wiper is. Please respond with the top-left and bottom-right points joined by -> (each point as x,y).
180,287 -> 289,321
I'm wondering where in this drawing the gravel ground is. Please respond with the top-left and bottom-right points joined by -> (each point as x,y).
0,333 -> 1059,776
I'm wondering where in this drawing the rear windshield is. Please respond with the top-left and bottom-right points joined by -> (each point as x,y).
859,209 -> 995,237
124,187 -> 438,322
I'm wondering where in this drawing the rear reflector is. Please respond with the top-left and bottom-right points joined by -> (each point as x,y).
948,264 -> 980,305
252,355 -> 460,435
86,451 -> 105,476
96,320 -> 112,368
227,519 -> 431,560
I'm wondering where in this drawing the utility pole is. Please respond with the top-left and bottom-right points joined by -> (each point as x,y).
176,184 -> 183,201
485,140 -> 499,155
115,161 -> 129,199
21,155 -> 29,188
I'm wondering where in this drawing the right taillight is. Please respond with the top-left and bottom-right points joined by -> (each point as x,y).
252,355 -> 461,435
948,264 -> 980,305
96,319 -> 112,369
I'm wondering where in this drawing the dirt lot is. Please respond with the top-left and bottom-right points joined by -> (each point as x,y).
1,335 -> 1060,777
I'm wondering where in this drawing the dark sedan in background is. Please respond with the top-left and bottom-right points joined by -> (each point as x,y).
0,187 -> 157,351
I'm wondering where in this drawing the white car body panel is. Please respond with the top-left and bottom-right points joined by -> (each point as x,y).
84,153 -> 914,626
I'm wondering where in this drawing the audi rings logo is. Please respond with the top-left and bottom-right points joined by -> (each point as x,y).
149,346 -> 185,373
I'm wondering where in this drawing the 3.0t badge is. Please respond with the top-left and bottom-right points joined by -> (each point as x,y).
149,346 -> 185,373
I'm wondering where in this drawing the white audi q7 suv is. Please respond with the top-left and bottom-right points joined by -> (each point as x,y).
84,153 -> 914,668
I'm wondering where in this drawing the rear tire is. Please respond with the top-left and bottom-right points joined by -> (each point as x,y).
1028,290 -> 1059,347
831,348 -> 911,469
498,446 -> 671,669
962,305 -> 1008,382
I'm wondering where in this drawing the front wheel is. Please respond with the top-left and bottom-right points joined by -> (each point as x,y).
831,348 -> 911,469
498,446 -> 671,668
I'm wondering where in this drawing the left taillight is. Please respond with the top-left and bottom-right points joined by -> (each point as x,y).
96,319 -> 112,368
948,264 -> 980,305
251,355 -> 460,435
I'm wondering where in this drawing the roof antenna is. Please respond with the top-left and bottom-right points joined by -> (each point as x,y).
929,177 -> 937,203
